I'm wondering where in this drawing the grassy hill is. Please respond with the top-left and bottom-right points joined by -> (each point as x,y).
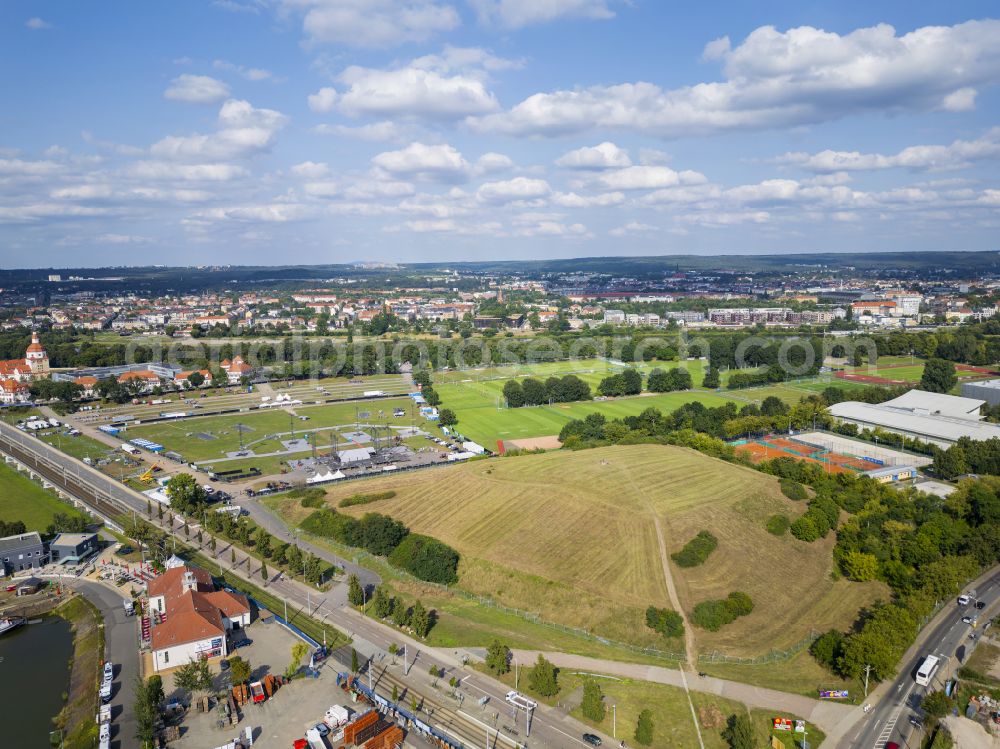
320,444 -> 887,656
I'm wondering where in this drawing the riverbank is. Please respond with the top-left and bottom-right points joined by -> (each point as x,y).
52,594 -> 104,749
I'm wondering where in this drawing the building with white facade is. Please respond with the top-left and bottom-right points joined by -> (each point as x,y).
148,565 -> 251,672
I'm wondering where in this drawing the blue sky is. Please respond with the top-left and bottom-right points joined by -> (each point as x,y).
1,0 -> 999,266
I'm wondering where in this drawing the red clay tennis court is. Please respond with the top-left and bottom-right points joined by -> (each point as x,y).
734,441 -> 852,473
733,435 -> 884,474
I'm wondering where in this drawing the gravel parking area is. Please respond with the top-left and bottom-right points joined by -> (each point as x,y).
167,618 -> 345,749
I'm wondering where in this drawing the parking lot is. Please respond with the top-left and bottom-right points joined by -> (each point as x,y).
165,617 -> 353,749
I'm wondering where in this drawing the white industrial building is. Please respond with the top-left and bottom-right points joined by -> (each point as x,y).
961,378 -> 1000,407
827,389 -> 1000,448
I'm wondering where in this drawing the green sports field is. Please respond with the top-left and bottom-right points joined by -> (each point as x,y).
435,358 -> 873,445
126,396 -> 415,463
444,388 -> 739,446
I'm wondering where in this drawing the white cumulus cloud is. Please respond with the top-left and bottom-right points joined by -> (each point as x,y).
307,87 -> 338,112
472,19 -> 1000,138
338,64 -> 499,119
372,142 -> 471,183
780,129 -> 1000,173
477,177 -> 551,204
555,142 -> 631,170
281,0 -> 459,48
150,99 -> 288,161
470,0 -> 616,28
164,74 -> 231,104
597,166 -> 706,191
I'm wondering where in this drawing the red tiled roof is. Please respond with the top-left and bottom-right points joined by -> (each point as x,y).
203,590 -> 250,618
151,606 -> 224,650
148,565 -> 249,652
147,565 -> 213,599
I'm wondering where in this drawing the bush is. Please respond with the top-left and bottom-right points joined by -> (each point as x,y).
634,709 -> 654,746
339,490 -> 397,508
780,479 -> 808,501
300,510 -> 409,557
645,606 -> 684,638
580,680 -> 605,722
766,514 -> 789,536
790,514 -> 820,542
291,488 -> 327,508
810,629 -> 845,672
671,530 -> 718,568
300,508 -> 356,539
691,591 -> 754,631
388,534 -> 460,585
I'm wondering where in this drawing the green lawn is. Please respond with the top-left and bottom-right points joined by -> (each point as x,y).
38,431 -> 116,463
434,358 -> 865,444
126,396 -> 415,462
442,388 -> 738,445
0,461 -> 85,532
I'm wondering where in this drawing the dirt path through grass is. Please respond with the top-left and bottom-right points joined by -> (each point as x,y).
612,461 -> 706,748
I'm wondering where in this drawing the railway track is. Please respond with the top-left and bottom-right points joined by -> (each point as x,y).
0,426 -> 136,523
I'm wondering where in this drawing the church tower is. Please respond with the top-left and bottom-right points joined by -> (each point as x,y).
25,332 -> 49,378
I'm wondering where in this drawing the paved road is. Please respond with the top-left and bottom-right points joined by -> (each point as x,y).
65,578 -> 141,749
1,421 -> 846,748
840,567 -> 1000,749
505,650 -> 853,735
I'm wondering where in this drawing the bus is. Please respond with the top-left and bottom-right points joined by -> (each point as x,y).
915,655 -> 940,686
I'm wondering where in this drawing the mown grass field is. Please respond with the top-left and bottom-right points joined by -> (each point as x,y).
434,358 -> 866,446
439,372 -> 738,445
0,461 -> 85,532
126,396 -> 414,462
39,431 -> 116,463
315,444 -> 887,657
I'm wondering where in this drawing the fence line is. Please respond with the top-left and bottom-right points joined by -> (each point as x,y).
698,630 -> 818,666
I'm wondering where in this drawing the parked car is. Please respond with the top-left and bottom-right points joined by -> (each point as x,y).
958,595 -> 971,605
583,734 -> 602,747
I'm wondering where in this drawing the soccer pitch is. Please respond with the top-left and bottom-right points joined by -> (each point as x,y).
440,383 -> 737,447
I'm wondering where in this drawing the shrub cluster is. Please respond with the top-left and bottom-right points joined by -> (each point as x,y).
644,606 -> 684,638
388,534 -> 460,585
671,531 -> 718,568
765,514 -> 790,536
691,591 -> 754,632
339,490 -> 397,508
299,509 -> 459,584
779,479 -> 808,501
789,496 -> 839,542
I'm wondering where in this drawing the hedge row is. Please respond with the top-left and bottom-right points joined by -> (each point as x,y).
691,591 -> 754,631
339,490 -> 397,508
299,508 -> 459,585
671,531 -> 718,568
